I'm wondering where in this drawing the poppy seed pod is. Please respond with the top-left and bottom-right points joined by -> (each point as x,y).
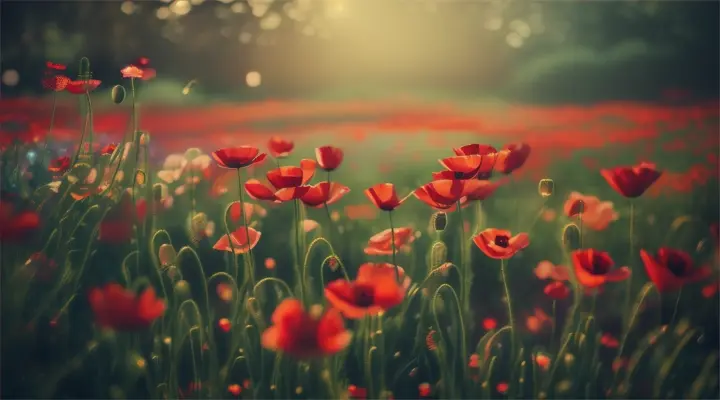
561,223 -> 582,251
78,57 -> 91,80
432,212 -> 448,232
538,178 -> 554,198
111,85 -> 126,104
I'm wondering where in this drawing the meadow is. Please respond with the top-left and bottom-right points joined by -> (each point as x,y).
1,59 -> 719,399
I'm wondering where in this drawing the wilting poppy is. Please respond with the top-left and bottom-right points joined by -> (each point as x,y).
213,227 -> 262,254
211,146 -> 267,169
325,263 -> 407,319
48,156 -> 71,173
268,136 -> 294,158
640,248 -> 711,292
101,143 -> 117,156
544,281 -> 571,300
414,179 -> 488,210
300,182 -> 350,207
571,249 -> 630,288
495,143 -> 531,174
364,227 -> 415,255
261,298 -> 352,358
600,162 -> 662,198
245,160 -> 316,202
121,65 -> 144,79
365,183 -> 404,211
472,228 -> 529,260
88,283 -> 166,331
315,146 -> 344,171
42,75 -> 70,92
65,79 -> 101,94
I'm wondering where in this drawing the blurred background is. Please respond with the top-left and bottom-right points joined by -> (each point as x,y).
1,0 -> 719,103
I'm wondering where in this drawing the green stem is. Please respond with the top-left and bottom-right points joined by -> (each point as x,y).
237,168 -> 255,286
669,288 -> 682,326
293,199 -> 305,304
40,92 -> 58,165
624,201 -> 635,328
388,210 -> 400,282
456,200 -> 469,314
500,258 -> 516,381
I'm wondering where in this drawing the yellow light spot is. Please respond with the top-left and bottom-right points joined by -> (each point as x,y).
156,7 -> 171,19
295,386 -> 303,395
260,12 -> 282,30
506,32 -> 523,48
245,71 -> 261,88
170,0 -> 191,16
163,337 -> 172,345
231,3 -> 246,13
2,69 -> 19,87
136,358 -> 146,368
120,1 -> 135,15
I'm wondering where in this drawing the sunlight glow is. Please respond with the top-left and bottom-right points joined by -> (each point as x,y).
245,71 -> 262,87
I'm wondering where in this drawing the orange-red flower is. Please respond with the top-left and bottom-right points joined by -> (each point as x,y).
300,182 -> 350,207
364,227 -> 415,255
571,249 -> 631,288
495,143 -> 531,174
436,153 -> 498,180
46,61 -> 66,71
365,183 -> 404,211
325,263 -> 407,319
472,228 -> 529,259
543,281 -> 571,300
600,162 -> 662,198
48,156 -> 71,173
268,136 -> 294,158
245,159 -> 316,202
640,248 -> 711,292
211,146 -> 267,169
261,298 -> 352,358
88,283 -> 166,331
121,65 -> 144,79
315,146 -> 344,171
413,179 -> 489,210
65,79 -> 101,94
42,75 -> 70,92
453,144 -> 498,157
213,227 -> 261,254
101,143 -> 117,156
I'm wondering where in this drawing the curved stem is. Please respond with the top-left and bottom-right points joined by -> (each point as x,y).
293,199 -> 305,304
40,92 -> 58,165
670,288 -> 682,326
388,210 -> 399,282
456,200 -> 469,313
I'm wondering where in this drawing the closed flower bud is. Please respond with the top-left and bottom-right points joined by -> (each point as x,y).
538,178 -> 554,198
111,85 -> 126,104
429,241 -> 448,269
158,244 -> 176,266
432,212 -> 448,232
561,223 -> 582,250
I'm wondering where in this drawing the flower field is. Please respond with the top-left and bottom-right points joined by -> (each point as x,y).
1,58 -> 719,399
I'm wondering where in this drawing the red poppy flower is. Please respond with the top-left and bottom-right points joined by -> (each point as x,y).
99,191 -> 140,243
101,143 -> 117,155
437,153 -> 498,180
571,249 -> 631,288
65,79 -> 101,94
600,162 -> 662,198
268,136 -> 294,158
42,75 -> 70,91
211,146 -> 267,169
121,65 -> 144,79
495,143 -> 531,174
365,183 -> 404,211
213,227 -> 262,254
640,248 -> 711,292
0,201 -> 40,241
48,156 -> 71,173
472,228 -> 529,259
325,263 -> 407,319
413,179 -> 489,210
245,159 -> 316,202
300,182 -> 350,207
600,333 -> 619,348
453,144 -> 498,156
364,227 -> 415,255
46,61 -> 66,71
315,146 -> 344,171
88,283 -> 166,331
543,281 -> 571,300
348,385 -> 367,399
261,298 -> 352,358
464,179 -> 504,201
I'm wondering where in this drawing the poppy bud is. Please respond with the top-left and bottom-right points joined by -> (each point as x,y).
561,223 -> 582,251
429,241 -> 448,270
432,212 -> 448,232
174,280 -> 191,299
139,132 -> 149,146
538,178 -> 554,198
111,85 -> 126,104
158,243 -> 176,266
78,57 -> 92,80
135,170 -> 146,185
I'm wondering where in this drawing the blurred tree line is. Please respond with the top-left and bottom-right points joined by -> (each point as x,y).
0,0 -> 717,102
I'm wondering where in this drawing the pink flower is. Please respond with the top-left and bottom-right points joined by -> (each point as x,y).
563,191 -> 618,231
